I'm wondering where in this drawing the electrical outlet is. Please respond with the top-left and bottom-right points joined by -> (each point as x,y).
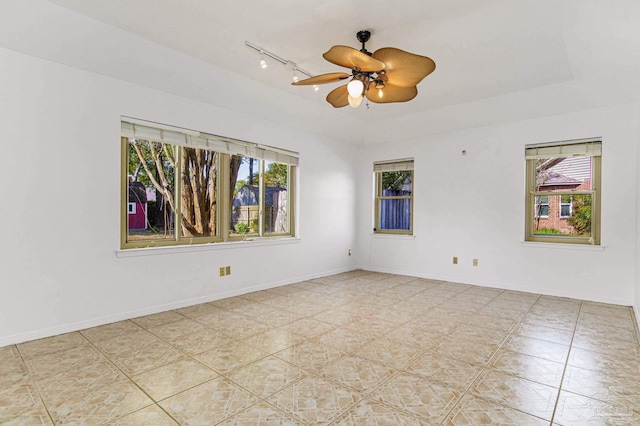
453,256 -> 458,264
473,259 -> 478,267
219,267 -> 225,276
225,266 -> 231,275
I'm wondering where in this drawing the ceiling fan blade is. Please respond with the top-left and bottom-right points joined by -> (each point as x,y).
372,47 -> 436,87
291,72 -> 350,86
326,84 -> 349,108
323,46 -> 386,72
367,82 -> 418,103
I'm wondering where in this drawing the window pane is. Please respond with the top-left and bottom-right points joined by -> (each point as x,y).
264,160 -> 289,234
126,138 -> 176,242
180,147 -> 218,238
375,164 -> 413,234
533,194 -> 591,237
379,199 -> 412,230
230,156 -> 260,236
381,170 -> 413,195
536,156 -> 592,190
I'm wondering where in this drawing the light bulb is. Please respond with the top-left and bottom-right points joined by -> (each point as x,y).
313,85 -> 319,91
348,94 -> 363,108
378,88 -> 383,98
347,79 -> 364,98
259,58 -> 267,69
292,74 -> 299,83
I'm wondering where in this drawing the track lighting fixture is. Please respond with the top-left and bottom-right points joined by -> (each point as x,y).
246,41 -> 317,92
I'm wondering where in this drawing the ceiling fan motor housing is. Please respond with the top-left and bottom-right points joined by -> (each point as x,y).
357,30 -> 372,56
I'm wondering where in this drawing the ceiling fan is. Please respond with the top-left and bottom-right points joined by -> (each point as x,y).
292,30 -> 436,108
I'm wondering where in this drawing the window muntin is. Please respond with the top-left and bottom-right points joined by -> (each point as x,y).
525,140 -> 601,245
121,119 -> 297,249
374,159 -> 414,235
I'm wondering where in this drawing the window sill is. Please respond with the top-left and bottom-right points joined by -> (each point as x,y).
116,237 -> 301,258
370,233 -> 416,240
520,241 -> 605,251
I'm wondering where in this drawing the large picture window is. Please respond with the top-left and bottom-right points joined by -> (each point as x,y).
374,159 -> 414,235
121,118 -> 297,249
525,140 -> 601,245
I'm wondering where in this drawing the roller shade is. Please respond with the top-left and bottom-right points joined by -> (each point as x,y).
526,140 -> 601,160
373,158 -> 414,172
122,117 -> 299,166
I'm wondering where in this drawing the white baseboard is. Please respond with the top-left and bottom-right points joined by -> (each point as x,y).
357,265 -> 633,307
0,266 -> 357,348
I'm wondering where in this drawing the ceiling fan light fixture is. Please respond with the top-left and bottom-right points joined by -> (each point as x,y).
348,94 -> 363,108
347,79 -> 364,98
313,84 -> 319,91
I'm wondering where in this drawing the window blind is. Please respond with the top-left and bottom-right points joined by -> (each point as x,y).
373,158 -> 414,172
121,117 -> 299,166
525,140 -> 601,160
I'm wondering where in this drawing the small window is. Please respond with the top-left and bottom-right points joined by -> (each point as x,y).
560,195 -> 572,218
374,159 -> 414,235
535,195 -> 549,218
525,140 -> 601,245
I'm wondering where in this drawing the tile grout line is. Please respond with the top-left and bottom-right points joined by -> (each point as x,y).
76,326 -> 186,426
548,300 -> 583,425
436,291 -> 546,425
13,344 -> 57,426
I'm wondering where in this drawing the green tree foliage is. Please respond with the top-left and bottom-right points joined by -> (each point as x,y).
264,162 -> 288,188
128,140 -> 175,189
567,195 -> 591,236
382,171 -> 412,192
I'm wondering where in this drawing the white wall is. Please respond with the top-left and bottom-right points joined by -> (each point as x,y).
357,104 -> 639,307
0,48 -> 358,346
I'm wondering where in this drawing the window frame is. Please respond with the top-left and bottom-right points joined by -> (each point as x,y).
121,118 -> 297,249
373,159 -> 414,235
524,139 -> 601,245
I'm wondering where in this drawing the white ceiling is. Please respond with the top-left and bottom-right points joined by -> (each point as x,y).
3,0 -> 640,144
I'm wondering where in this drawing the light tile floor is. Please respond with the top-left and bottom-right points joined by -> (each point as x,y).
2,270 -> 640,425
